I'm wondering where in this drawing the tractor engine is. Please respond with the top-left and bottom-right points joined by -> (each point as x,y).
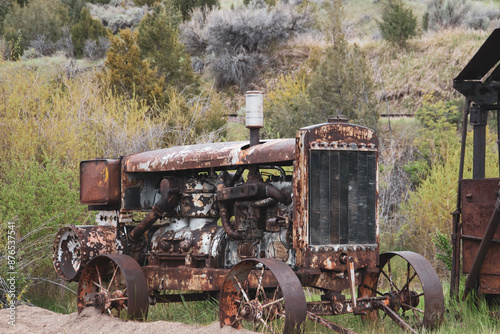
53,157 -> 296,280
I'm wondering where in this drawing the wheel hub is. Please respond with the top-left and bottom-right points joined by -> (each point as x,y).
94,291 -> 111,313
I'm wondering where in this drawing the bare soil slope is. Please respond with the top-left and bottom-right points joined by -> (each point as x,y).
0,305 -> 255,334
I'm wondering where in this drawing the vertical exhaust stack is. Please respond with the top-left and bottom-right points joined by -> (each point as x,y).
246,91 -> 264,147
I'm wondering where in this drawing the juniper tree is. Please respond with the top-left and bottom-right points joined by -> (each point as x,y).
308,0 -> 378,129
378,0 -> 418,47
104,29 -> 165,105
137,3 -> 198,95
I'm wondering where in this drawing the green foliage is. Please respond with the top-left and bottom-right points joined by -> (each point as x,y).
162,86 -> 227,145
263,74 -> 315,138
402,159 -> 430,185
137,4 -> 198,94
104,29 -> 165,105
70,7 -> 108,58
377,0 -> 418,47
398,113 -> 498,268
2,0 -> 70,58
433,229 -> 453,271
172,0 -> 219,21
414,95 -> 462,166
0,159 -> 87,278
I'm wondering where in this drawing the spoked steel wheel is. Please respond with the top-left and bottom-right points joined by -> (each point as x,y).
219,258 -> 306,334
368,251 -> 444,331
77,254 -> 149,320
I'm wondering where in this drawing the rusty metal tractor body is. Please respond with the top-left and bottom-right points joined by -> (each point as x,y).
53,116 -> 444,333
451,28 -> 500,301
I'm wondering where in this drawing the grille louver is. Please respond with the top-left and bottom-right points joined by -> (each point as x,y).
309,149 -> 376,245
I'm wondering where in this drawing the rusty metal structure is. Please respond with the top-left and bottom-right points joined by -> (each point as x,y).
452,28 -> 500,301
53,92 -> 444,333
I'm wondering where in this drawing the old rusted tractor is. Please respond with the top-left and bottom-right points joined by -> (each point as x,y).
451,28 -> 500,302
53,92 -> 444,333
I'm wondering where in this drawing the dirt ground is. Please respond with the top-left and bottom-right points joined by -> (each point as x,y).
0,305 -> 256,334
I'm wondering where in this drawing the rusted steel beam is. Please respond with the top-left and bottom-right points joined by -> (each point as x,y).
373,301 -> 417,334
306,312 -> 357,334
143,267 -> 279,292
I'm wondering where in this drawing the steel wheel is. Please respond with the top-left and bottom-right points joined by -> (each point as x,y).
220,258 -> 306,334
77,254 -> 149,320
369,251 -> 444,330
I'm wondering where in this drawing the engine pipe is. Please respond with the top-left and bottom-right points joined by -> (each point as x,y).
129,179 -> 179,244
216,171 -> 291,240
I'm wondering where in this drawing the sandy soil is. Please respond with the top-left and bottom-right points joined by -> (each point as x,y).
0,305 -> 256,334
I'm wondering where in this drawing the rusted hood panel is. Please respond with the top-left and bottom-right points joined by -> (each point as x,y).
123,139 -> 295,172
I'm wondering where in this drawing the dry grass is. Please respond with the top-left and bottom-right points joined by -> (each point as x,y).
364,28 -> 490,115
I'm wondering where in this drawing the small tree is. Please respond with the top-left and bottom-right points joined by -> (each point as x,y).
137,3 -> 198,94
70,7 -> 109,58
378,0 -> 418,47
307,0 -> 378,129
104,29 -> 165,105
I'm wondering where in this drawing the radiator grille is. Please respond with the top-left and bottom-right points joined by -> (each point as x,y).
309,149 -> 376,245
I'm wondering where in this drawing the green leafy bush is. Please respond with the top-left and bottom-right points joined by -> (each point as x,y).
70,7 -> 109,58
414,95 -> 461,166
377,0 -> 418,47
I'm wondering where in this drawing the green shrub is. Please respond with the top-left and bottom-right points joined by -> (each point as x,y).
0,159 -> 87,280
173,0 -> 219,21
414,95 -> 461,167
137,3 -> 198,94
104,29 -> 165,105
70,7 -> 109,58
162,86 -> 227,146
307,43 -> 378,130
377,0 -> 418,47
3,0 -> 70,59
263,74 -> 315,139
